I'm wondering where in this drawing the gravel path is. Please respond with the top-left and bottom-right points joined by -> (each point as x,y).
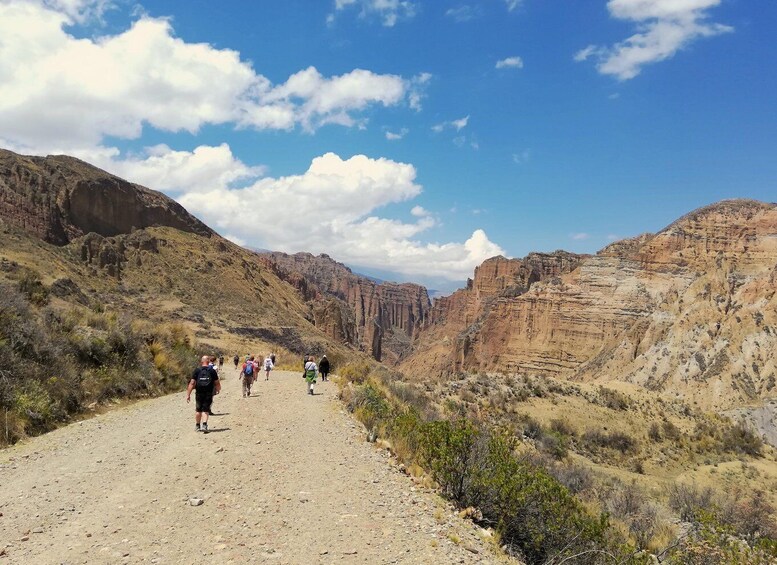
0,370 -> 504,564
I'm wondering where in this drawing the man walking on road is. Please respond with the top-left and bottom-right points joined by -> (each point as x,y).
187,355 -> 221,433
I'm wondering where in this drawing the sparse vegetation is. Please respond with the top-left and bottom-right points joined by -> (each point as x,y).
338,363 -> 643,564
583,428 -> 638,454
0,281 -> 198,444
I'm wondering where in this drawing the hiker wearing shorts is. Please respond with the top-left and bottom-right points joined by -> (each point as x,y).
303,356 -> 317,395
318,355 -> 330,381
263,355 -> 274,380
241,355 -> 255,398
187,355 -> 220,433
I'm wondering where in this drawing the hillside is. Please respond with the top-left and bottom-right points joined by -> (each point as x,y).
401,199 -> 777,412
0,149 -> 359,442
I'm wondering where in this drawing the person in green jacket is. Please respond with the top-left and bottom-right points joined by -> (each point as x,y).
303,356 -> 317,395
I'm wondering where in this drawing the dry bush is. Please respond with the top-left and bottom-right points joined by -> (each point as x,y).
550,418 -> 577,437
668,482 -> 715,522
596,386 -> 631,410
583,428 -> 638,454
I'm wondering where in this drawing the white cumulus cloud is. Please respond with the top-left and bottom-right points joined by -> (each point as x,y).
0,0 -> 429,153
576,0 -> 732,80
496,56 -> 524,69
96,147 -> 503,281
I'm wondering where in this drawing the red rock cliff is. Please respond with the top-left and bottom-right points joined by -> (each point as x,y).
402,200 -> 777,410
0,149 -> 212,245
260,252 -> 430,364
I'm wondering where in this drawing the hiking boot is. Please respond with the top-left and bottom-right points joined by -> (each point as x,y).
201,423 -> 208,433
195,424 -> 201,432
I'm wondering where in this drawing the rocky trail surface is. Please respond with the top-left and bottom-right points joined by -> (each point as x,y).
0,371 -> 502,564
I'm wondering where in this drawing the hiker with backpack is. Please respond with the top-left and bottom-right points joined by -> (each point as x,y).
218,354 -> 225,369
318,355 -> 330,381
208,356 -> 219,414
240,355 -> 255,398
233,354 -> 240,370
303,355 -> 317,395
263,355 -> 274,380
186,355 -> 221,433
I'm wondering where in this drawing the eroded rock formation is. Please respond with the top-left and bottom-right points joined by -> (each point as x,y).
402,200 -> 777,410
261,252 -> 430,363
0,149 -> 211,245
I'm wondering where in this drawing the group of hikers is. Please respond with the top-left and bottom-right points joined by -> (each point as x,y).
186,351 -> 332,432
237,353 -> 276,397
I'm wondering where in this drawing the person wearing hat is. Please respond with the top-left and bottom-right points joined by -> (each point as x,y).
318,355 -> 330,381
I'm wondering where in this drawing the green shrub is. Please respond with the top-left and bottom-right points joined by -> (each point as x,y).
597,386 -> 631,410
550,418 -> 577,437
18,269 -> 49,306
722,420 -> 763,457
418,419 -> 479,503
540,431 -> 569,460
583,429 -> 638,454
340,372 -> 635,564
338,361 -> 372,384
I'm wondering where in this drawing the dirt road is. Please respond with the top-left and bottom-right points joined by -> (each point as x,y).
0,370 -> 502,564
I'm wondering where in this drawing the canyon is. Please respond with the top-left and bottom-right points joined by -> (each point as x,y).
402,199 -> 777,411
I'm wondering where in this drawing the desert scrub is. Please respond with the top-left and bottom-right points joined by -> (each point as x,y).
583,428 -> 638,454
337,364 -> 641,564
664,511 -> 777,564
0,282 -> 198,445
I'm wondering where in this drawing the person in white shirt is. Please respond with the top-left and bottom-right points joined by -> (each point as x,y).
263,355 -> 274,381
303,356 -> 317,395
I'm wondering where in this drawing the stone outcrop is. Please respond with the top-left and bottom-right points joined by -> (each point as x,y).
261,252 -> 431,363
0,149 -> 212,245
402,200 -> 777,410
76,229 -> 165,279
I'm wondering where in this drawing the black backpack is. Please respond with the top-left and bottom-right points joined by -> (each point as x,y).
196,366 -> 213,389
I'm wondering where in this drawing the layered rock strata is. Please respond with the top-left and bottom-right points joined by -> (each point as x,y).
261,252 -> 430,363
402,200 -> 777,410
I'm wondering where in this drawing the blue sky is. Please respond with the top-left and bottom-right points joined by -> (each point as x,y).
1,0 -> 776,290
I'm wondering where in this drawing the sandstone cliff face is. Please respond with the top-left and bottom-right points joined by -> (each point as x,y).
0,149 -> 211,245
261,252 -> 430,363
402,200 -> 777,410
